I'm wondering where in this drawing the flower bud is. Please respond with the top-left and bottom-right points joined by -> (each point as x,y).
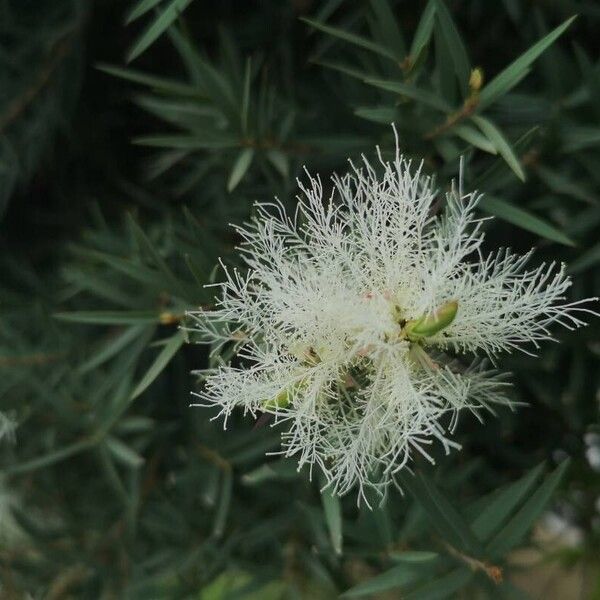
262,380 -> 306,411
469,67 -> 484,92
405,300 -> 458,340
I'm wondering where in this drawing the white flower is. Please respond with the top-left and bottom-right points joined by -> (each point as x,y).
189,130 -> 596,502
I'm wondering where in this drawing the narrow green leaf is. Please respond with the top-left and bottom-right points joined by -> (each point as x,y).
130,330 -> 185,400
55,310 -> 161,325
409,0 -> 436,67
487,459 -> 571,557
227,148 -> 254,192
241,57 -> 252,134
127,0 -> 194,62
4,439 -> 92,475
212,469 -> 233,539
369,0 -> 406,59
126,0 -> 163,23
97,64 -> 204,98
133,134 -> 237,150
562,125 -> 600,152
568,241 -> 600,274
471,463 -> 544,541
400,471 -> 482,555
391,551 -> 439,563
301,17 -> 398,61
266,149 -> 289,178
365,78 -> 452,112
321,484 -> 343,555
537,165 -> 596,203
434,0 -> 471,94
403,568 -> 473,600
471,115 -> 525,181
453,124 -> 497,154
105,436 -> 145,468
478,16 -> 576,110
354,105 -> 398,123
479,195 -> 575,246
78,325 -> 148,375
341,565 -> 423,598
242,460 -> 298,485
315,58 -> 370,81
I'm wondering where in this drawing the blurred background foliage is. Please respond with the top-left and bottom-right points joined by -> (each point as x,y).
1,0 -> 599,597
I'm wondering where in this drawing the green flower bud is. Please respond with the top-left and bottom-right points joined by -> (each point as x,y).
262,380 -> 306,411
405,300 -> 458,340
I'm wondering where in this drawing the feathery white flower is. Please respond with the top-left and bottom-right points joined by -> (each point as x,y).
189,131 -> 596,501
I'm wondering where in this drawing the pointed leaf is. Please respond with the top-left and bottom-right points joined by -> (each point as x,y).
301,17 -> 398,61
127,0 -> 194,62
341,565 -> 423,598
321,484 -> 343,555
403,568 -> 473,600
400,471 -> 482,555
471,463 -> 544,541
478,16 -> 576,110
130,330 -> 185,400
487,459 -> 571,557
479,195 -> 575,246
365,78 -> 451,112
410,1 -> 436,66
105,436 -> 145,468
126,0 -> 163,23
434,0 -> 471,94
227,148 -> 254,192
471,115 -> 525,181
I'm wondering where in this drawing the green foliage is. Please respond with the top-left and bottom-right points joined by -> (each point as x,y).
1,0 -> 600,597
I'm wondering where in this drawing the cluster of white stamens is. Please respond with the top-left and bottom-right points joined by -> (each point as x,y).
189,131 -> 596,502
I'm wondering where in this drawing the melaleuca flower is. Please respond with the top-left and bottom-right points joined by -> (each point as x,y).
189,132 -> 596,502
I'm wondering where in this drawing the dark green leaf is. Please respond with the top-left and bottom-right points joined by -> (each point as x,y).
127,0 -> 194,62
130,330 -> 185,400
487,459 -> 571,557
479,195 -> 575,246
478,16 -> 576,110
301,17 -> 398,61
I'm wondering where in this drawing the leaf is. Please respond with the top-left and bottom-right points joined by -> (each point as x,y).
471,462 -> 544,541
97,64 -> 204,98
321,483 -> 343,555
390,551 -> 439,563
409,0 -> 436,67
126,0 -> 163,23
478,16 -> 576,110
403,568 -> 473,600
487,459 -> 571,557
3,439 -> 92,475
471,115 -> 525,181
227,148 -> 254,192
105,435 -> 145,468
400,471 -> 483,555
340,565 -> 423,598
452,124 -> 496,154
364,78 -> 452,112
479,195 -> 575,246
54,311 -> 161,325
369,0 -> 406,60
127,0 -> 194,62
266,149 -> 289,178
301,17 -> 398,61
536,165 -> 595,204
78,325 -> 148,375
130,330 -> 185,400
434,0 -> 471,94
133,134 -> 238,150
212,469 -> 233,539
568,241 -> 600,274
